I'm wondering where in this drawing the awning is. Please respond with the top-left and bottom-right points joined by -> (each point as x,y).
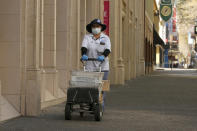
153,27 -> 165,48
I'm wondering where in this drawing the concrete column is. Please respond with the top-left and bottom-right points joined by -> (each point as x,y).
145,30 -> 147,74
70,0 -> 81,69
77,0 -> 81,69
116,0 -> 125,84
40,0 -> 44,69
20,0 -> 42,116
139,0 -> 145,76
123,0 -> 130,81
135,0 -> 144,77
128,11 -> 134,79
129,0 -> 136,79
135,0 -> 139,77
43,0 -> 57,69
109,0 -> 119,84
132,0 -> 138,78
145,10 -> 153,74
41,0 -> 58,104
56,0 -> 71,100
56,0 -> 83,97
80,0 -> 87,43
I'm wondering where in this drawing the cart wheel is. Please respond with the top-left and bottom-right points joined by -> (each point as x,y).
80,112 -> 84,117
65,104 -> 72,120
94,103 -> 102,121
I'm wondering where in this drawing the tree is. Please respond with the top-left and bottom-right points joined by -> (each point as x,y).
177,0 -> 197,32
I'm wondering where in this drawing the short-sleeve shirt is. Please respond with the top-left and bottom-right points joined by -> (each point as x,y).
81,33 -> 111,71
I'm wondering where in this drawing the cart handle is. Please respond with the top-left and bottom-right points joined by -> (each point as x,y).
80,58 -> 104,61
80,58 -> 104,72
80,58 -> 105,63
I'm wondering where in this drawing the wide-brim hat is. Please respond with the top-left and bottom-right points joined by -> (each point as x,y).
86,19 -> 106,33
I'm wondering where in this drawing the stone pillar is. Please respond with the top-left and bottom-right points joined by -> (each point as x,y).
128,0 -> 136,79
135,0 -> 142,77
70,0 -> 81,69
139,0 -> 145,76
43,0 -> 57,69
129,11 -> 134,79
21,0 -> 42,116
56,0 -> 70,98
133,4 -> 138,78
41,0 -> 58,103
109,0 -> 125,85
80,0 -> 87,44
56,0 -> 82,99
135,4 -> 139,77
141,0 -> 145,76
145,11 -> 153,75
77,0 -> 81,69
123,0 -> 130,81
117,0 -> 125,84
109,0 -> 118,84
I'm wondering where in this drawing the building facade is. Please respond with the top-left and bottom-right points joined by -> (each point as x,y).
110,0 -> 145,84
0,0 -> 147,121
154,0 -> 165,68
145,0 -> 154,74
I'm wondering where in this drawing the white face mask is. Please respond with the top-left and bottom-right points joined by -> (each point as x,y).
92,28 -> 101,35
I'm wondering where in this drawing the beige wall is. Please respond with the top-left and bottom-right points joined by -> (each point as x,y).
146,0 -> 154,23
145,0 -> 154,74
109,0 -> 145,84
0,0 -> 147,121
0,0 -> 21,113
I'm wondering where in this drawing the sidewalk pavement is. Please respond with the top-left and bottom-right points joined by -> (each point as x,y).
1,70 -> 197,131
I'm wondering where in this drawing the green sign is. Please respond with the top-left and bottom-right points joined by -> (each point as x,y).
160,4 -> 172,22
161,0 -> 171,4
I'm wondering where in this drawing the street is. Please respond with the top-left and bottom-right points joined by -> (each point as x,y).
1,70 -> 197,131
